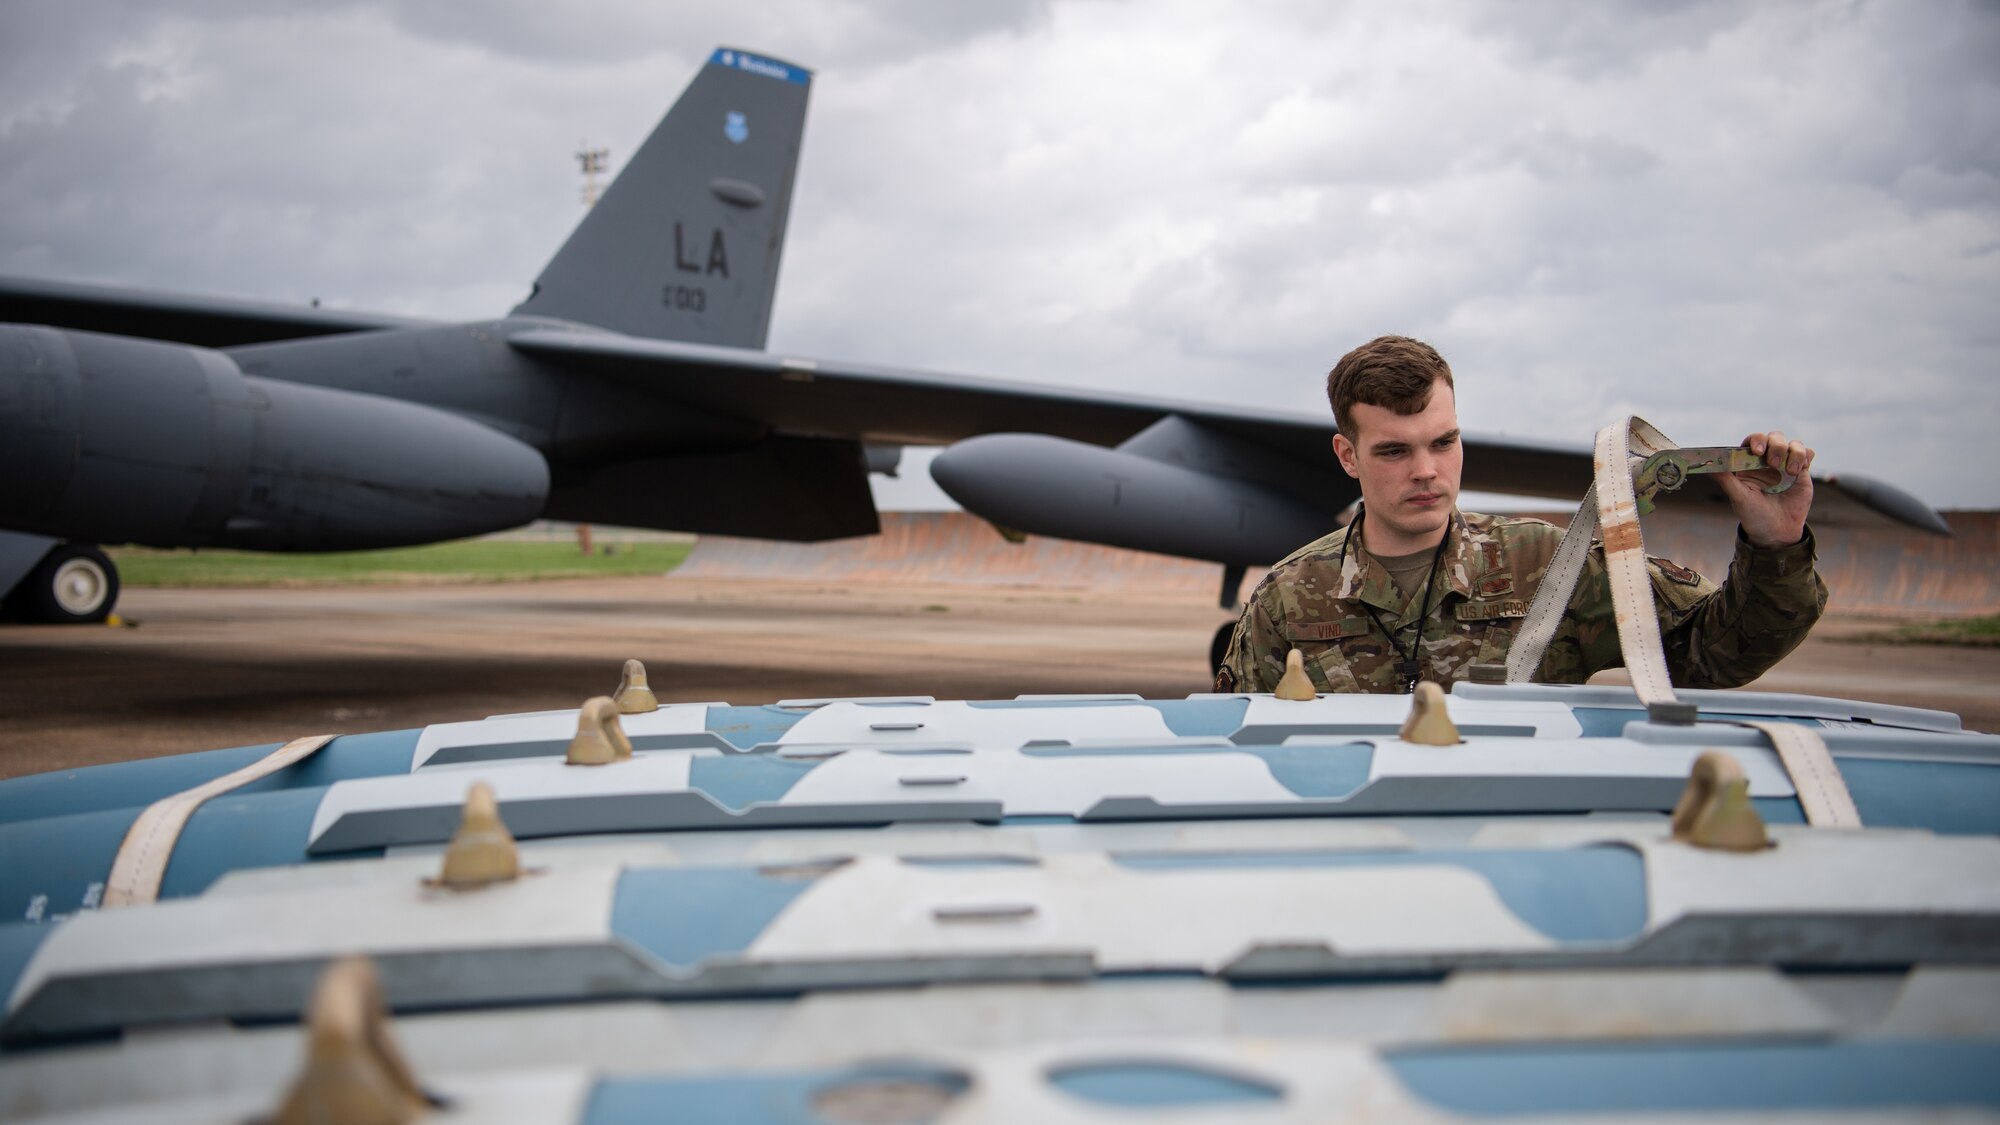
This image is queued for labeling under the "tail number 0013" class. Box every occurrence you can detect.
[662,285,707,312]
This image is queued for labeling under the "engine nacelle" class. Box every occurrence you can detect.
[930,432,1339,565]
[0,326,549,550]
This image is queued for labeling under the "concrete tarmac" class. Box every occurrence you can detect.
[3,574,1995,780]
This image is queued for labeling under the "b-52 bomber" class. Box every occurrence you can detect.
[0,46,1950,633]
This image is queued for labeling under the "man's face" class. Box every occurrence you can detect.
[1331,379,1462,552]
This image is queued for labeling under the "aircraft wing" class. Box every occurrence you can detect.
[508,326,1951,540]
[0,274,430,347]
[512,326,1330,453]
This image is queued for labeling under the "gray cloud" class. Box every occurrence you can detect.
[1463,0,1746,80]
[380,0,1053,69]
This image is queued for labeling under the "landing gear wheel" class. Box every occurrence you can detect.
[20,544,119,624]
[1209,621,1236,676]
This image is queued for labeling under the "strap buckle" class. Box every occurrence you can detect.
[1632,446,1795,516]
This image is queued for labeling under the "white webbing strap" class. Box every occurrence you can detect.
[1505,481,1594,685]
[1741,720,1862,828]
[1506,415,1676,705]
[1591,416,1680,706]
[103,733,340,909]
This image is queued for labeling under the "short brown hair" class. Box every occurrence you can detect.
[1325,335,1454,437]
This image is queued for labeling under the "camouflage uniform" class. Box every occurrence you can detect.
[1219,510,1827,694]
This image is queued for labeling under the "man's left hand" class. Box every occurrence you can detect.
[1716,430,1814,549]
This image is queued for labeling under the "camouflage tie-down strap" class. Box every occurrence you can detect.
[1503,416,1859,828]
[103,733,341,908]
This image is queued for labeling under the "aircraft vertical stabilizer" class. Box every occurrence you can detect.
[512,47,810,349]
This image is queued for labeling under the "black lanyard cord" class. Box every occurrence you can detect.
[1338,505,1452,693]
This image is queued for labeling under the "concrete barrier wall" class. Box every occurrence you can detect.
[675,509,1999,618]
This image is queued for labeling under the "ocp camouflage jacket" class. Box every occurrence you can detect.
[1218,510,1827,694]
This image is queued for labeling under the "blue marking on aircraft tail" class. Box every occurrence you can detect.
[1386,1039,2000,1114]
[708,48,812,85]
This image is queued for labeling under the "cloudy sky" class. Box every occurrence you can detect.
[3,0,1995,508]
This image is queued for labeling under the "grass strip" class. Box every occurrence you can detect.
[1844,615,2000,648]
[110,540,691,588]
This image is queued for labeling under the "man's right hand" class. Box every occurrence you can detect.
[1717,430,1815,549]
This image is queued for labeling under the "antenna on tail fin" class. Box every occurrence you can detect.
[512,47,810,350]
